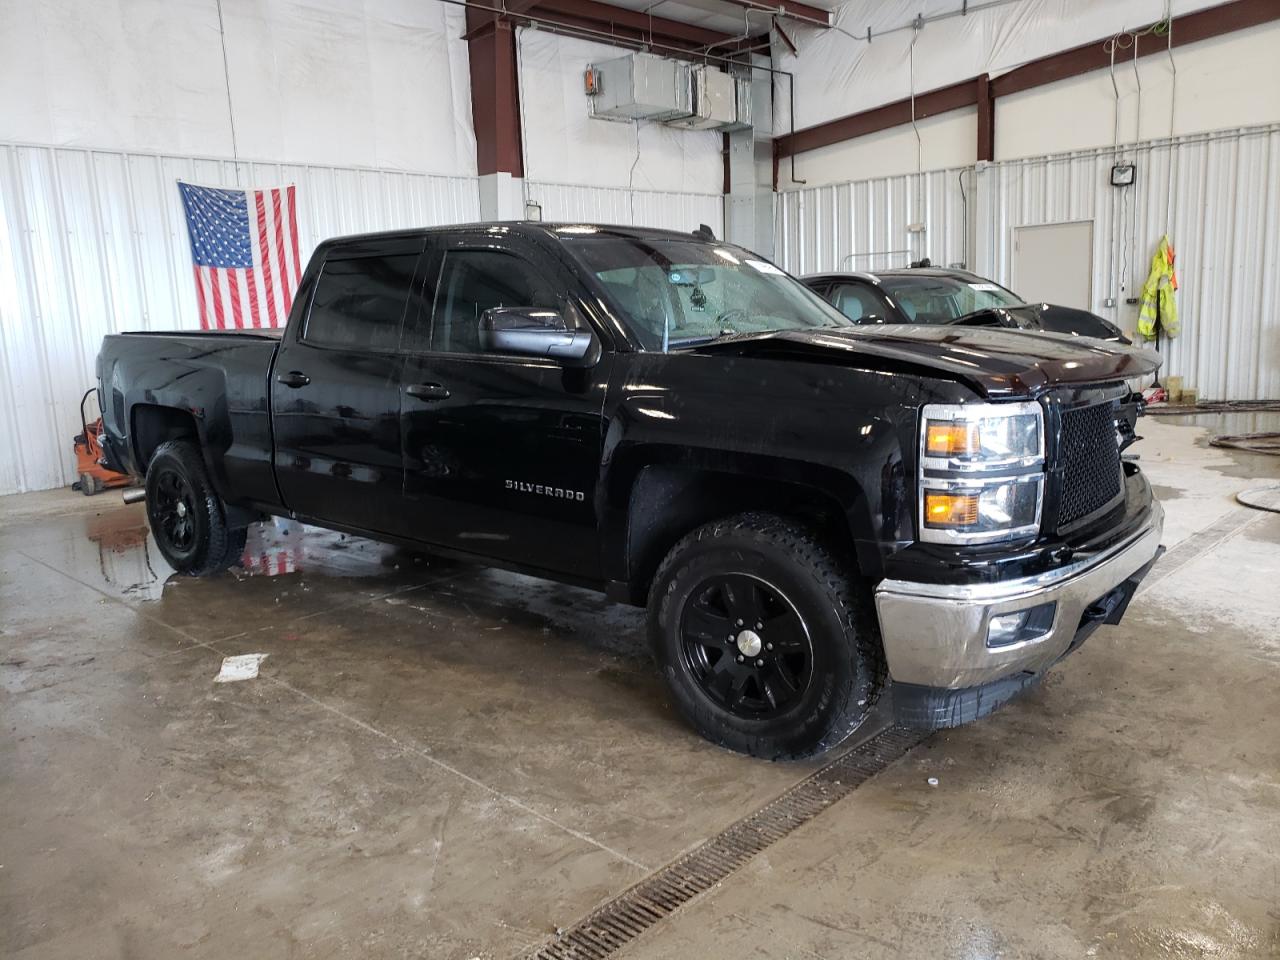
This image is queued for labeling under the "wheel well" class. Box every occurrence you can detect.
[623,465,860,605]
[131,405,199,473]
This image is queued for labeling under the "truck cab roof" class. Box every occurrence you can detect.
[318,221,720,253]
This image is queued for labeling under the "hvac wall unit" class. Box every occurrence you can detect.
[586,54,748,131]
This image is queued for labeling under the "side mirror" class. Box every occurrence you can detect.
[478,307,597,364]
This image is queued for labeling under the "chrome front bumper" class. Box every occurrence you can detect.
[874,500,1164,689]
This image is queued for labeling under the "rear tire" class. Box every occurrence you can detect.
[145,440,246,576]
[648,512,882,760]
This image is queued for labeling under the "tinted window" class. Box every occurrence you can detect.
[830,283,885,323]
[305,253,419,350]
[878,275,1023,324]
[429,249,558,355]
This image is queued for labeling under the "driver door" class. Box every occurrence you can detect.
[398,235,611,577]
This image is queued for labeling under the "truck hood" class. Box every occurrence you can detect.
[693,325,1161,398]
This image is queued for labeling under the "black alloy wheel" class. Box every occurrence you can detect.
[151,467,197,557]
[144,439,247,576]
[679,573,814,718]
[649,512,883,760]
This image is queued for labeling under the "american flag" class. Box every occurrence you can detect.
[177,182,302,329]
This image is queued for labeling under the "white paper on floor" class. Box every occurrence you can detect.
[214,654,268,683]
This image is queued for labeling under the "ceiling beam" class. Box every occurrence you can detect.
[776,0,1280,161]
[990,0,1280,97]
[713,0,831,29]
[497,0,738,48]
[775,78,979,158]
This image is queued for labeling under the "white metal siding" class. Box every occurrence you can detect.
[978,124,1280,403]
[775,124,1280,402]
[524,181,724,236]
[774,167,970,276]
[0,141,480,495]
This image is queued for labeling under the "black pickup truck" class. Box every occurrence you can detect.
[97,223,1165,759]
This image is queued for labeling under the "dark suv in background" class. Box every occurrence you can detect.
[804,267,1130,343]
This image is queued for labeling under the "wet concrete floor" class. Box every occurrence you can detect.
[2,416,1278,959]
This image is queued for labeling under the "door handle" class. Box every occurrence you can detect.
[276,371,310,388]
[405,382,450,401]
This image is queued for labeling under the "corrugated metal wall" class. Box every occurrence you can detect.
[774,167,970,276]
[976,124,1280,403]
[524,181,724,236]
[0,141,480,495]
[775,124,1280,402]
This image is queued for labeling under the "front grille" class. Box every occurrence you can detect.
[1057,401,1123,528]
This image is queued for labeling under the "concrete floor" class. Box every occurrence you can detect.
[2,416,1279,960]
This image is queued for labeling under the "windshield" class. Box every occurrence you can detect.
[877,275,1024,324]
[565,235,851,351]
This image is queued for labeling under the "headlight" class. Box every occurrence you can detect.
[919,402,1045,544]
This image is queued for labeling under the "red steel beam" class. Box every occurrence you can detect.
[777,0,1280,162]
[975,72,994,163]
[463,0,743,50]
[714,0,831,28]
[526,0,737,48]
[991,0,1280,97]
[775,78,979,158]
[466,7,525,177]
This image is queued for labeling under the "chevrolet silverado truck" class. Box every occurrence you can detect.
[96,223,1165,759]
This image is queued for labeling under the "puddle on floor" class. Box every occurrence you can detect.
[64,510,412,602]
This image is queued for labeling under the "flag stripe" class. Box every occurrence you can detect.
[228,266,245,329]
[288,185,302,281]
[209,267,226,330]
[245,266,261,329]
[271,189,291,315]
[192,264,209,329]
[254,190,280,328]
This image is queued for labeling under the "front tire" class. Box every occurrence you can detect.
[648,512,882,760]
[145,440,246,576]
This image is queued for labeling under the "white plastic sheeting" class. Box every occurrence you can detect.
[773,0,1225,136]
[0,0,476,174]
[516,29,723,193]
[775,124,1280,402]
[774,166,969,275]
[524,181,724,235]
[0,141,480,495]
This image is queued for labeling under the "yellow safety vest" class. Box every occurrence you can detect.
[1139,235,1179,339]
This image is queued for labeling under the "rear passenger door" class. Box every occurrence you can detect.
[271,237,427,533]
[398,234,610,577]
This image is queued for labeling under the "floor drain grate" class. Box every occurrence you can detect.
[526,724,925,960]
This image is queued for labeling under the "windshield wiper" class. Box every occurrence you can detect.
[945,308,1010,328]
[668,328,740,348]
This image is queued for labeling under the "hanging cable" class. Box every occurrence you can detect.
[908,17,924,262]
[514,29,533,214]
[1164,0,1178,236]
[627,119,642,224]
[214,0,239,167]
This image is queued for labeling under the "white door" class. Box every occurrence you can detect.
[1011,220,1093,309]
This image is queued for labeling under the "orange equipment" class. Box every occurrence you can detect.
[73,388,134,496]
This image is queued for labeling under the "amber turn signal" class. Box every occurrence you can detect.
[925,421,979,457]
[924,492,980,527]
